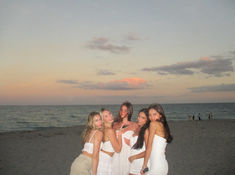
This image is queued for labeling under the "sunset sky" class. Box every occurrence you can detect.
[1,0,235,105]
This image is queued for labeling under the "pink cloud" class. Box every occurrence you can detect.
[58,77,148,90]
[115,77,147,86]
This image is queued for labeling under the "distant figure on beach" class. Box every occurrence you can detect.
[141,104,173,175]
[192,115,195,120]
[198,113,201,120]
[188,114,191,120]
[208,112,213,120]
[129,108,150,175]
[70,112,103,175]
[112,101,138,175]
[97,108,123,175]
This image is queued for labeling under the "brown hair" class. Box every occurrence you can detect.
[115,101,133,123]
[148,103,173,143]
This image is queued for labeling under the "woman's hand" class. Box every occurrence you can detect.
[128,155,135,163]
[124,138,130,146]
[140,166,148,175]
[115,129,122,138]
[140,168,145,175]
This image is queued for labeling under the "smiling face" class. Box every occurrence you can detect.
[120,105,128,119]
[149,108,162,122]
[137,112,148,127]
[93,114,102,129]
[102,110,114,124]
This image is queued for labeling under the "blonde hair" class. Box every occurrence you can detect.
[82,111,101,145]
[100,108,109,120]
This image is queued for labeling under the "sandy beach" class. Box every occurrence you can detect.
[0,119,234,175]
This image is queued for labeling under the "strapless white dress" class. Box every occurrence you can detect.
[112,130,134,175]
[147,135,168,175]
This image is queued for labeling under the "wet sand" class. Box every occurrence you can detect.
[0,119,234,175]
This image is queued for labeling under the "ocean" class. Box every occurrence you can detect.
[0,103,234,132]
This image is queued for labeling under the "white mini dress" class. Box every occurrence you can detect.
[147,135,168,175]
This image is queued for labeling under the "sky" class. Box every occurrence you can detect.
[1,0,235,105]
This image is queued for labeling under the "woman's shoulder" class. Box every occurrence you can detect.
[129,121,138,128]
[144,128,149,135]
[150,121,163,128]
[94,130,103,138]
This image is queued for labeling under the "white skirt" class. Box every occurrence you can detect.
[112,130,134,175]
[97,151,113,175]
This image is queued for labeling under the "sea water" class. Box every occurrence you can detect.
[0,103,234,132]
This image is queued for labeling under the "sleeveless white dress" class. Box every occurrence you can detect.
[129,135,146,175]
[97,141,115,175]
[112,130,134,175]
[147,135,168,175]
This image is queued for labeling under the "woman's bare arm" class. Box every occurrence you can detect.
[129,129,149,162]
[142,122,156,169]
[92,130,103,175]
[108,128,122,153]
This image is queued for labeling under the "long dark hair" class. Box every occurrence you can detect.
[133,108,150,149]
[148,104,173,143]
[115,101,133,123]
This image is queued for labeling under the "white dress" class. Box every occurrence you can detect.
[147,135,168,175]
[97,141,114,175]
[129,135,146,175]
[112,130,134,175]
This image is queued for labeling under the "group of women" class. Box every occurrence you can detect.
[70,101,173,175]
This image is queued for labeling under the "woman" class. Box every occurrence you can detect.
[97,108,123,175]
[112,101,138,175]
[70,112,103,175]
[129,108,150,175]
[141,104,173,175]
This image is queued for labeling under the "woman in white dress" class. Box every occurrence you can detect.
[70,112,103,175]
[141,104,173,175]
[97,108,123,175]
[129,108,150,175]
[112,101,138,175]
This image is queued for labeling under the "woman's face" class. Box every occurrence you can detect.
[93,114,102,129]
[120,105,128,118]
[149,108,161,122]
[102,110,114,124]
[137,112,147,127]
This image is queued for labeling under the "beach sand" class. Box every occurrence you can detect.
[0,119,234,175]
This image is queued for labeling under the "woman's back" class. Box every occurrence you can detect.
[151,134,167,157]
[147,135,168,175]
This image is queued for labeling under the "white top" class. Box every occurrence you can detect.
[102,141,115,152]
[151,134,167,156]
[130,135,146,155]
[82,130,97,154]
[129,135,148,175]
[112,130,134,175]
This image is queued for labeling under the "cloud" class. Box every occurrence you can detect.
[97,69,115,76]
[56,80,78,84]
[73,77,148,90]
[57,77,148,90]
[126,33,141,41]
[87,37,130,54]
[142,54,235,77]
[189,83,235,92]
